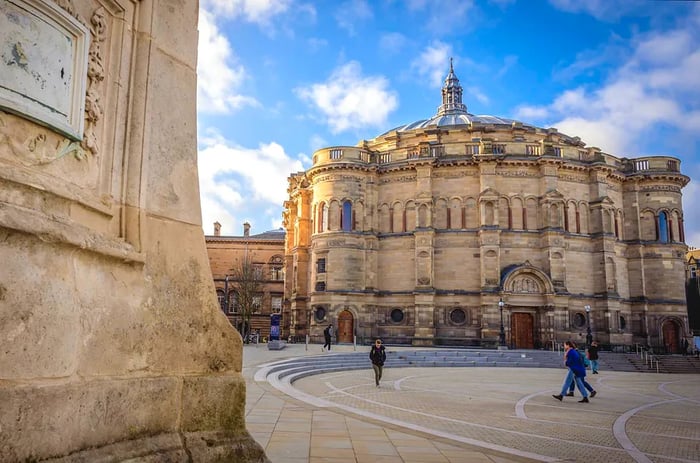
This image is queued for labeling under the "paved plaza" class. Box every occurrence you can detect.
[243,344,700,463]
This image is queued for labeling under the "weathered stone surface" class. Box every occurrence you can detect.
[0,0,266,461]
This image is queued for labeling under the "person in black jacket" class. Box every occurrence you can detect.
[322,324,333,352]
[588,341,600,374]
[369,339,386,387]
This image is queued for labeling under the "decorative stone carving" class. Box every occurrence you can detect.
[81,6,107,156]
[0,115,86,164]
[512,276,541,293]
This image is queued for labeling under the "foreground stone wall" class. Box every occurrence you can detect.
[0,0,266,461]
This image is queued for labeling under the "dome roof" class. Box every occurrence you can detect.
[380,59,537,136]
[389,113,537,132]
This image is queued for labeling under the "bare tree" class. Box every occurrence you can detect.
[228,256,264,341]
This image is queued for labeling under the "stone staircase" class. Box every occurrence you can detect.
[655,355,700,374]
[255,349,700,385]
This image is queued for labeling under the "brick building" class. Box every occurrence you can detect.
[205,222,285,340]
[283,62,690,350]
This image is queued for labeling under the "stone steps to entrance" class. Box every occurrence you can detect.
[255,348,697,387]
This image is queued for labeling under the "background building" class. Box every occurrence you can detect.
[283,63,690,350]
[687,247,700,341]
[206,222,285,340]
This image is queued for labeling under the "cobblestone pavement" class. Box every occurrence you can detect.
[243,343,700,463]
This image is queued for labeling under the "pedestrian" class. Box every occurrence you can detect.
[369,338,386,387]
[322,324,333,351]
[682,338,689,356]
[553,341,589,403]
[567,342,597,398]
[588,341,600,374]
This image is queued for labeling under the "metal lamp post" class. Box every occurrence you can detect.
[585,304,592,347]
[498,298,506,347]
[223,275,229,313]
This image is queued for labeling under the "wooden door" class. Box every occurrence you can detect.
[662,320,679,353]
[338,310,354,343]
[511,313,534,349]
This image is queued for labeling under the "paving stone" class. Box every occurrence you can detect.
[244,344,700,463]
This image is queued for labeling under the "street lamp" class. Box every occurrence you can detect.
[585,305,592,347]
[223,275,230,313]
[498,298,506,347]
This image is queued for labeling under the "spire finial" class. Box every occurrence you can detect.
[436,60,467,116]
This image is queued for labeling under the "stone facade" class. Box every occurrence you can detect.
[687,248,700,337]
[283,63,690,351]
[206,223,285,340]
[0,0,265,461]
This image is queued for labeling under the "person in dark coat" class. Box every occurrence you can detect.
[588,341,600,373]
[567,342,597,398]
[322,324,333,351]
[369,339,386,387]
[553,341,590,403]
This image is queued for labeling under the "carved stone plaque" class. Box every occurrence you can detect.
[0,0,89,140]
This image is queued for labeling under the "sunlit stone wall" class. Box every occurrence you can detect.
[0,0,266,461]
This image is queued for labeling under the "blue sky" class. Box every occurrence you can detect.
[196,0,700,247]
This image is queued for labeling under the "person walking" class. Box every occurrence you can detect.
[322,324,333,351]
[553,341,590,403]
[588,341,600,374]
[567,342,597,398]
[369,339,386,387]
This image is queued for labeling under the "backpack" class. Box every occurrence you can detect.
[324,326,330,336]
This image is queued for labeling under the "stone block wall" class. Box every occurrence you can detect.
[0,0,266,461]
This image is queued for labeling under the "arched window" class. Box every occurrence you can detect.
[484,201,495,226]
[341,200,353,231]
[658,211,669,243]
[317,202,327,233]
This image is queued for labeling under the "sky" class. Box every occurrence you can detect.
[196,0,700,247]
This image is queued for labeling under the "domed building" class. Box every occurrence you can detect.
[282,62,691,351]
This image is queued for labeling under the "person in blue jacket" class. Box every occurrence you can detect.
[552,340,590,403]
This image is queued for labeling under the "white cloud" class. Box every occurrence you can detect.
[466,86,489,107]
[197,10,260,114]
[548,0,637,21]
[198,136,304,236]
[405,0,476,34]
[379,32,407,54]
[514,105,550,120]
[513,23,700,156]
[309,134,328,153]
[514,19,700,247]
[201,0,292,25]
[411,42,452,88]
[496,55,518,79]
[334,0,373,35]
[295,61,399,133]
[307,37,328,52]
[682,180,700,248]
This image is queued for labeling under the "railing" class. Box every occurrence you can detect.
[621,156,682,174]
[312,147,373,165]
[636,344,660,373]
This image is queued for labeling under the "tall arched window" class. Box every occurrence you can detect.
[317,202,327,233]
[658,211,669,243]
[341,200,353,232]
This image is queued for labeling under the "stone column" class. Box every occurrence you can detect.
[0,0,266,460]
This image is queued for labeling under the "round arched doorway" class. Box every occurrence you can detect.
[337,310,354,343]
[662,320,680,353]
